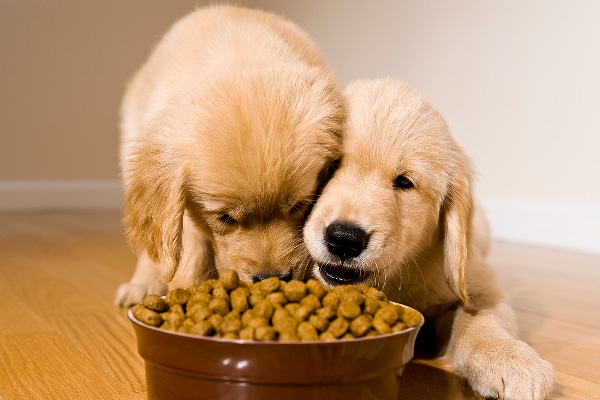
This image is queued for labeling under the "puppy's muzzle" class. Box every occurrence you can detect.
[318,222,370,284]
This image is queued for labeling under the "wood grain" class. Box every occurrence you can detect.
[0,211,598,400]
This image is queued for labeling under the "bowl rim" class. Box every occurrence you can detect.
[127,301,424,346]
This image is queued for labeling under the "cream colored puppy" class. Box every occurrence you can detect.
[303,79,554,400]
[115,5,344,306]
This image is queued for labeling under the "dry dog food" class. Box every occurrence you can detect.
[131,270,422,341]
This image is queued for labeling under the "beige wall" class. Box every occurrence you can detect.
[1,1,598,252]
[0,0,208,181]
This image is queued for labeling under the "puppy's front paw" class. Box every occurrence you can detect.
[458,339,554,400]
[114,282,167,307]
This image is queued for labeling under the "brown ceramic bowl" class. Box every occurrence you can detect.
[128,304,423,400]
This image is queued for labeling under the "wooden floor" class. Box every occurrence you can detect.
[0,211,598,400]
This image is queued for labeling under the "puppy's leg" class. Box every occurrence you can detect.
[447,301,554,400]
[114,251,167,307]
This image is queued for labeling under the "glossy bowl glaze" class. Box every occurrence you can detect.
[128,304,423,400]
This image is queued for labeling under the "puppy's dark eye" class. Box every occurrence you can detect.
[394,175,414,189]
[218,213,236,224]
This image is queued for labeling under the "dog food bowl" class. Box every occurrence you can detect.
[128,304,423,400]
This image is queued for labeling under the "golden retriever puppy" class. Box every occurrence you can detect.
[115,5,344,306]
[303,79,554,400]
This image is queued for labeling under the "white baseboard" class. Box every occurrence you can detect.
[1,181,598,255]
[481,197,600,255]
[0,180,122,211]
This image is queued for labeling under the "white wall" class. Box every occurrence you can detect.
[248,0,600,254]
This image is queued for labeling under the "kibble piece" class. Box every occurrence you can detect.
[220,269,240,291]
[265,291,287,307]
[401,307,422,327]
[391,321,408,333]
[253,299,275,320]
[375,305,399,325]
[189,291,212,306]
[273,315,298,333]
[350,314,373,337]
[230,287,249,313]
[282,280,307,302]
[279,330,300,341]
[131,304,163,327]
[246,317,269,329]
[297,321,319,341]
[187,303,212,322]
[284,302,301,316]
[209,297,230,316]
[166,288,190,306]
[372,317,391,335]
[194,279,218,294]
[328,317,350,338]
[254,326,276,341]
[259,277,281,294]
[338,290,365,307]
[208,314,223,332]
[316,305,337,321]
[319,331,337,341]
[249,293,264,307]
[321,292,340,308]
[300,294,321,310]
[362,286,387,301]
[239,327,255,340]
[272,308,291,325]
[293,304,315,322]
[211,285,229,301]
[306,279,328,300]
[142,294,167,312]
[363,297,382,315]
[190,320,214,336]
[219,312,242,334]
[337,301,361,320]
[177,318,196,333]
[341,332,356,340]
[308,314,329,332]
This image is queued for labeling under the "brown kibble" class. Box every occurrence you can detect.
[279,331,300,341]
[362,286,387,301]
[190,320,214,336]
[212,285,229,301]
[187,303,212,322]
[321,292,340,308]
[339,290,364,307]
[297,321,319,340]
[165,288,190,306]
[391,321,408,333]
[375,305,399,325]
[259,277,281,294]
[219,312,242,334]
[246,317,269,329]
[337,301,361,319]
[142,294,167,312]
[306,279,328,300]
[284,303,301,316]
[350,314,373,337]
[220,269,240,291]
[209,297,230,316]
[282,280,306,302]
[273,315,298,333]
[401,307,422,327]
[328,318,350,338]
[363,297,382,315]
[230,287,249,313]
[189,291,212,306]
[249,293,264,307]
[293,304,315,322]
[253,299,275,319]
[254,326,276,341]
[131,304,163,327]
[241,309,255,327]
[265,291,287,307]
[317,305,337,321]
[308,314,329,332]
[319,331,337,341]
[239,327,255,340]
[300,294,321,310]
[372,317,391,335]
[209,313,223,331]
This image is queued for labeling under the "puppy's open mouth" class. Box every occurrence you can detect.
[318,264,369,285]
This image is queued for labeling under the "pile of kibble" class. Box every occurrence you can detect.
[131,270,422,341]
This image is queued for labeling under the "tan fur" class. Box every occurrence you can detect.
[115,5,344,306]
[303,79,554,400]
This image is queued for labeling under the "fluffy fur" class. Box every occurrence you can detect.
[115,5,344,306]
[303,79,554,400]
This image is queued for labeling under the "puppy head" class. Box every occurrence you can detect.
[303,79,472,305]
[123,65,344,284]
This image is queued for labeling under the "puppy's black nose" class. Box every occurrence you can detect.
[325,222,369,262]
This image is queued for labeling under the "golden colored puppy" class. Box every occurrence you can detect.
[303,79,554,400]
[115,5,343,306]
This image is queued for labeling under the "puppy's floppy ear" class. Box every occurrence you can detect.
[122,135,185,284]
[441,160,473,306]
